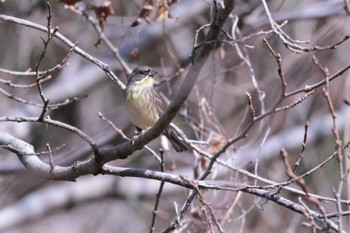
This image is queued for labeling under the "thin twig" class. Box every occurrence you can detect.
[0,67,48,76]
[232,16,266,112]
[245,92,256,119]
[294,121,309,171]
[263,38,286,96]
[98,112,161,163]
[0,116,100,158]
[274,91,315,112]
[35,1,56,121]
[149,149,165,233]
[344,0,350,15]
[261,0,350,53]
[77,6,132,75]
[286,63,350,97]
[180,175,224,233]
[323,79,344,231]
[0,14,125,90]
[46,143,55,172]
[298,198,323,232]
[312,55,330,77]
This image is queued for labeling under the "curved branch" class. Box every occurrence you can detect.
[0,131,344,232]
[0,14,125,90]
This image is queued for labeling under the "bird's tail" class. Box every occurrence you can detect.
[164,128,188,152]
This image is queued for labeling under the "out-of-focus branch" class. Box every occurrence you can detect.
[345,0,350,15]
[260,0,350,53]
[245,1,345,28]
[0,175,180,231]
[77,4,132,75]
[0,132,343,233]
[0,14,125,90]
[0,126,346,232]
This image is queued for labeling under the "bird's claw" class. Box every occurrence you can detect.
[130,129,147,145]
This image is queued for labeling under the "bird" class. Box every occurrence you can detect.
[123,65,188,152]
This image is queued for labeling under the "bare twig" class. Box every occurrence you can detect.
[149,149,165,233]
[245,92,256,119]
[280,148,308,195]
[298,198,323,232]
[286,63,350,97]
[240,20,288,41]
[232,16,266,113]
[0,41,76,93]
[274,91,315,112]
[0,75,52,88]
[344,0,350,15]
[0,14,125,90]
[0,67,48,76]
[46,143,54,172]
[98,112,161,163]
[261,0,350,53]
[35,1,56,121]
[180,175,224,233]
[294,121,309,171]
[323,79,344,231]
[263,38,286,96]
[312,55,330,77]
[280,149,330,230]
[77,5,132,75]
[0,116,100,159]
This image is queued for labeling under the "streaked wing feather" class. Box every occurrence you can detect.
[153,89,166,115]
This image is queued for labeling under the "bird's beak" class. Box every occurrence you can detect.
[149,70,158,76]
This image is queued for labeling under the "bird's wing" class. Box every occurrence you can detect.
[154,89,166,115]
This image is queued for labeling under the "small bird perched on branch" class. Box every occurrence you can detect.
[123,65,188,152]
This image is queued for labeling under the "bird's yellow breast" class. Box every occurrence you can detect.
[124,75,159,129]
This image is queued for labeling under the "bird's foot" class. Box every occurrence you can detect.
[130,129,149,145]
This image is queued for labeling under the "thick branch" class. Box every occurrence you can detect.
[103,0,236,159]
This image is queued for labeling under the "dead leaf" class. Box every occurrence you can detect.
[155,0,179,21]
[59,0,81,6]
[155,0,169,21]
[87,1,114,28]
[131,0,154,27]
[130,48,140,60]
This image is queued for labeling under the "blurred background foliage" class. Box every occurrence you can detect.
[1,0,350,232]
